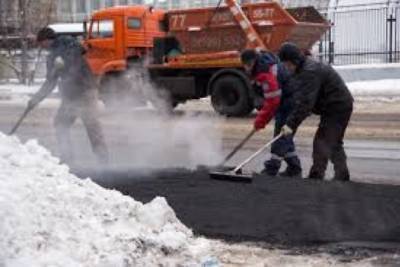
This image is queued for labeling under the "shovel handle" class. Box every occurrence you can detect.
[233,133,283,173]
[9,105,33,135]
[219,128,257,166]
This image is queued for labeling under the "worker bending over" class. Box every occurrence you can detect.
[279,42,353,181]
[29,27,109,165]
[241,49,302,177]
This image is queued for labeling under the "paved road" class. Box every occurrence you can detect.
[1,101,399,185]
[3,101,400,253]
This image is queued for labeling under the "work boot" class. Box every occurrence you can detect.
[307,171,324,180]
[261,159,281,176]
[332,170,350,182]
[279,167,302,178]
[280,156,302,178]
[260,168,278,176]
[307,164,326,180]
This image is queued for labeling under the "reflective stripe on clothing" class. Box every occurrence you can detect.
[271,153,283,161]
[264,89,282,99]
[262,82,269,91]
[270,64,278,76]
[285,151,298,158]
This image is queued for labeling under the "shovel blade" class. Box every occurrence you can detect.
[197,164,236,172]
[209,170,253,183]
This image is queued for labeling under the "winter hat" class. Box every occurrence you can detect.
[240,49,258,65]
[278,42,305,66]
[37,27,56,42]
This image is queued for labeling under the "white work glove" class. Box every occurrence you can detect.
[281,125,293,136]
[54,56,65,70]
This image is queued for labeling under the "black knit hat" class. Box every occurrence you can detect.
[240,49,258,65]
[278,42,305,66]
[36,27,56,42]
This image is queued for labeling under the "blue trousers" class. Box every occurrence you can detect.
[264,107,302,175]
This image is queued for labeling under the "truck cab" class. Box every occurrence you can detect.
[84,5,166,76]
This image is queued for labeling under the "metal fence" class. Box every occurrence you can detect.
[318,2,400,65]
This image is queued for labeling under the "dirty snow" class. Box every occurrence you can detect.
[347,79,400,97]
[335,63,400,70]
[0,132,212,267]
[1,78,400,105]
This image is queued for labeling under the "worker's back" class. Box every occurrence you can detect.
[48,35,95,100]
[294,58,354,115]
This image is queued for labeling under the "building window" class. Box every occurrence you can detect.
[60,1,72,12]
[76,0,86,13]
[127,18,141,29]
[91,0,100,10]
[105,0,114,7]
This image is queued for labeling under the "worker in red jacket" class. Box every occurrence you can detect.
[241,49,281,163]
[242,49,302,177]
[241,49,281,129]
[241,50,281,132]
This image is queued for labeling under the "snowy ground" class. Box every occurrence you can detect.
[0,133,214,266]
[0,77,400,104]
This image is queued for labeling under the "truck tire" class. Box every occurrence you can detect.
[211,75,253,117]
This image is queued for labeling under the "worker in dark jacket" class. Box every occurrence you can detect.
[28,27,108,165]
[241,49,302,177]
[278,42,354,181]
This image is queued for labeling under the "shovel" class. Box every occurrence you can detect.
[9,104,34,135]
[218,128,257,166]
[209,133,283,183]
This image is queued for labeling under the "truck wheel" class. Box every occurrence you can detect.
[211,75,253,117]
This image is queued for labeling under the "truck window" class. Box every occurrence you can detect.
[127,18,141,29]
[159,20,168,32]
[90,19,114,38]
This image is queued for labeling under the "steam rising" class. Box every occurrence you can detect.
[98,67,224,170]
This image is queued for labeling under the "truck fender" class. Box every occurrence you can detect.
[207,68,251,95]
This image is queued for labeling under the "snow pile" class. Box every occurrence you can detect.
[0,133,211,267]
[347,79,400,97]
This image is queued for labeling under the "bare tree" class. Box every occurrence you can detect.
[0,0,55,84]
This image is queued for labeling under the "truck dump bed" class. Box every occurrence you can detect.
[167,1,329,54]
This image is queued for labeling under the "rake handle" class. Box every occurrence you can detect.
[219,128,257,166]
[233,133,283,173]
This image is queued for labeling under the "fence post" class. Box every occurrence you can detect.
[328,21,334,64]
[387,13,396,63]
[318,40,323,62]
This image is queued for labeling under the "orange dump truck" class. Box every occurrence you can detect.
[84,2,329,116]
